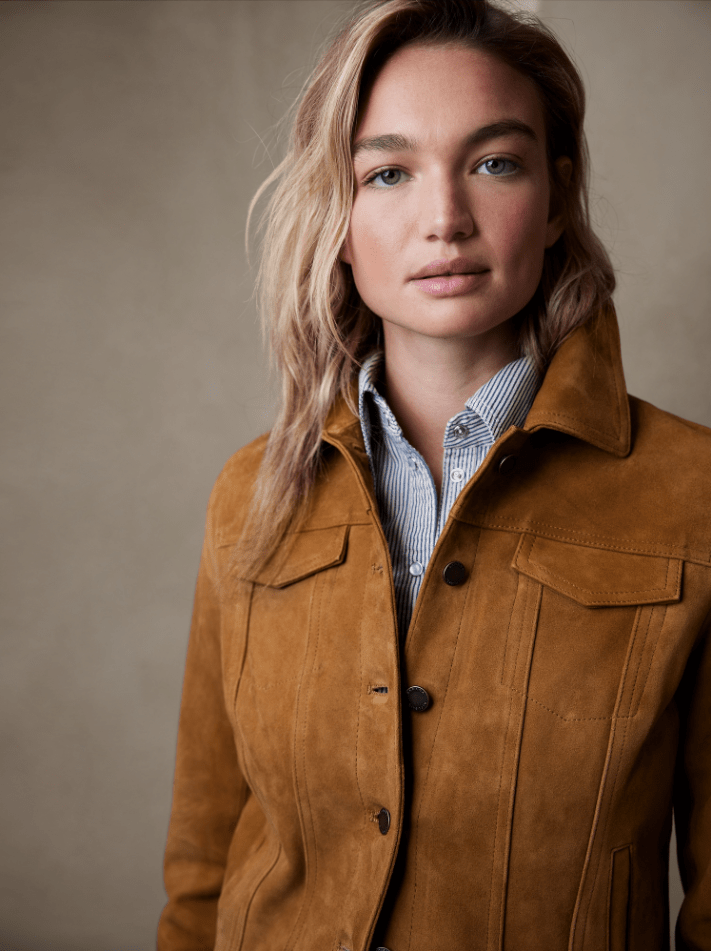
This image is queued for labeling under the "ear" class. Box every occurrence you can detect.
[545,156,573,249]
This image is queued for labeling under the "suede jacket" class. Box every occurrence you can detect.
[159,306,711,951]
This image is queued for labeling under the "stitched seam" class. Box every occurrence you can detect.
[534,592,671,605]
[568,719,618,951]
[490,580,542,949]
[354,567,371,821]
[526,554,670,598]
[271,548,343,585]
[487,681,514,948]
[512,688,623,722]
[607,845,633,951]
[511,576,533,686]
[301,571,333,923]
[620,606,651,719]
[284,572,326,951]
[629,604,667,717]
[269,529,346,585]
[232,582,254,711]
[469,520,710,563]
[581,715,631,949]
[228,526,348,584]
[235,842,282,950]
[500,572,525,686]
[215,522,360,549]
[574,591,636,949]
[529,410,620,439]
[252,676,300,691]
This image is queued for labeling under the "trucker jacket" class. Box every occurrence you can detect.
[159,305,711,951]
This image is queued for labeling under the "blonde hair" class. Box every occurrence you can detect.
[242,0,615,573]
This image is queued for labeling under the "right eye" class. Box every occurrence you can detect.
[364,167,409,188]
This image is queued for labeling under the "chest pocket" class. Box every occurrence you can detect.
[228,525,350,775]
[248,523,350,589]
[510,534,682,721]
[235,523,350,690]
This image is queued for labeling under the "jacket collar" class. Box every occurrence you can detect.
[523,303,631,456]
[323,303,631,458]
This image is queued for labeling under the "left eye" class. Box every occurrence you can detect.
[476,157,518,176]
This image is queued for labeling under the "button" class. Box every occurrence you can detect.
[498,454,518,475]
[406,685,431,711]
[452,423,469,439]
[409,561,423,577]
[378,807,391,834]
[443,561,468,586]
[375,947,392,951]
[450,467,465,483]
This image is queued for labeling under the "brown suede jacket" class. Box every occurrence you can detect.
[159,306,711,951]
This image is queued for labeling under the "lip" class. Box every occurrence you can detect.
[411,272,489,297]
[409,256,489,281]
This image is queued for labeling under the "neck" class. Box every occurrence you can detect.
[381,320,519,493]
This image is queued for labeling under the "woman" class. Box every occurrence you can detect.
[158,2,711,949]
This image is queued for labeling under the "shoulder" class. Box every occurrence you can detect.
[206,432,270,546]
[631,395,711,461]
[627,395,711,540]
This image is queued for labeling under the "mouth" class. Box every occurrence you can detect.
[410,257,489,281]
[409,260,490,298]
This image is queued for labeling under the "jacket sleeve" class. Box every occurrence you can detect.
[157,514,250,950]
[674,610,711,951]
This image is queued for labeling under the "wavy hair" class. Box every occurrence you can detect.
[241,0,615,573]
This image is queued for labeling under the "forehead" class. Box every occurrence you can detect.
[355,42,546,146]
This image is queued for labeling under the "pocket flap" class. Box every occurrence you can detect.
[513,534,682,606]
[248,524,349,588]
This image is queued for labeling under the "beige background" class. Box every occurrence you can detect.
[0,2,708,948]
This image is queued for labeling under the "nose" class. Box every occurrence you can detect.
[420,172,475,244]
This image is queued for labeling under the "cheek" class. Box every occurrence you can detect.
[490,191,551,267]
[347,202,403,292]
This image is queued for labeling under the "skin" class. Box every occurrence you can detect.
[341,43,570,491]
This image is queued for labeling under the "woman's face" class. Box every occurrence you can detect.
[342,43,565,348]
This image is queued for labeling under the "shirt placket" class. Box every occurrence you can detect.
[440,414,481,535]
[400,437,437,634]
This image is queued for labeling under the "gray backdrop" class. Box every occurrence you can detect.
[1,2,709,949]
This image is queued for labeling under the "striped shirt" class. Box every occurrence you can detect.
[358,351,541,638]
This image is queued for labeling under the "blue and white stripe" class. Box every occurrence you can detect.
[358,351,541,638]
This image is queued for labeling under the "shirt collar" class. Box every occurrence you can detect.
[357,349,541,459]
[325,304,632,461]
[464,354,541,442]
[358,350,395,459]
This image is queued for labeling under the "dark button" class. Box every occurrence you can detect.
[498,454,518,475]
[406,685,431,712]
[442,561,468,586]
[378,807,391,835]
[375,947,392,951]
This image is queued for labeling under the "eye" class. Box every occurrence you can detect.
[475,157,519,177]
[364,167,409,188]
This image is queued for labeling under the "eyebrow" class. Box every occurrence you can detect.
[352,119,538,158]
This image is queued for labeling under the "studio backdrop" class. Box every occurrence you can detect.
[1,2,709,949]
